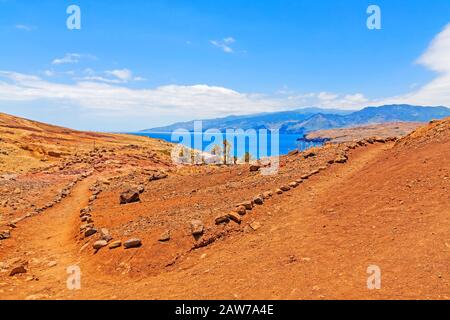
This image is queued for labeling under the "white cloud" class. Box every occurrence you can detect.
[77,69,146,83]
[51,53,96,65]
[1,23,450,127]
[0,70,373,126]
[376,23,450,107]
[211,37,236,53]
[105,69,133,82]
[52,53,82,65]
[15,24,33,31]
[43,70,55,77]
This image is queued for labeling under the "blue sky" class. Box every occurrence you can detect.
[0,0,450,131]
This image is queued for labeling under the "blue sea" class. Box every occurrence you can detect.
[129,132,322,159]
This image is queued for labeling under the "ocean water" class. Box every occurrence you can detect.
[129,132,322,159]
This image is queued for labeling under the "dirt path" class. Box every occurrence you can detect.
[65,143,394,299]
[2,141,448,299]
[0,178,94,299]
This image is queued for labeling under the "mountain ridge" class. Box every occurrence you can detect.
[142,104,450,135]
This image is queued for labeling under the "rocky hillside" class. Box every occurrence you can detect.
[304,122,423,143]
[0,112,174,173]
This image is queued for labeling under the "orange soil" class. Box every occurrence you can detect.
[0,114,449,300]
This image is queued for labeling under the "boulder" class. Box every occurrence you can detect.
[249,165,261,172]
[119,189,140,205]
[123,238,142,249]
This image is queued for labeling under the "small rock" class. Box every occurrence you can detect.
[237,201,253,210]
[262,191,273,199]
[0,230,11,240]
[275,189,283,195]
[215,215,230,225]
[253,195,264,205]
[288,182,298,188]
[47,261,57,268]
[109,240,122,249]
[93,240,108,250]
[227,212,242,224]
[280,185,291,192]
[100,228,113,242]
[335,156,347,164]
[84,228,97,237]
[7,222,17,229]
[119,189,140,205]
[249,222,261,231]
[303,152,316,159]
[301,174,310,180]
[149,172,168,181]
[159,230,170,242]
[249,165,261,172]
[191,220,204,236]
[234,206,247,215]
[123,238,142,249]
[9,260,28,276]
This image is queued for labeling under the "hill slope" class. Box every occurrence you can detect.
[0,115,449,299]
[0,112,173,173]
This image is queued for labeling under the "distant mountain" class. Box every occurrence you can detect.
[141,105,450,135]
